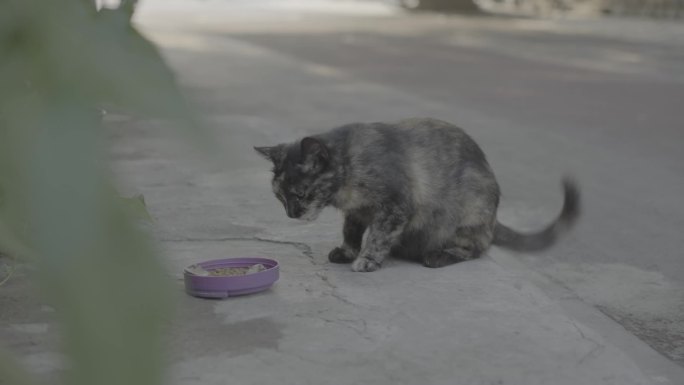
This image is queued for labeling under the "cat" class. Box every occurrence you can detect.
[255,118,580,272]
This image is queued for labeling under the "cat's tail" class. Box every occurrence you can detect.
[492,177,580,252]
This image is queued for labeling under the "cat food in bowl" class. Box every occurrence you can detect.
[184,257,279,299]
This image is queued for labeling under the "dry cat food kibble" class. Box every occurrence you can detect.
[209,267,250,276]
[186,263,267,277]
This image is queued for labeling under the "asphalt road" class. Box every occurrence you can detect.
[136,0,684,367]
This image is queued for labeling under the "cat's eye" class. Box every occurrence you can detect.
[293,190,306,200]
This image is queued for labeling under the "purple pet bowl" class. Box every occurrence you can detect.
[184,258,279,299]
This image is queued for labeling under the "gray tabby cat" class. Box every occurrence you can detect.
[255,118,579,272]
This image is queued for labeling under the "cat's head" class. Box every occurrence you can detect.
[255,137,338,221]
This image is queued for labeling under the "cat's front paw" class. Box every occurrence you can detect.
[328,247,356,264]
[351,257,381,272]
[422,253,450,268]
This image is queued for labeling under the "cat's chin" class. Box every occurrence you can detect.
[299,209,322,222]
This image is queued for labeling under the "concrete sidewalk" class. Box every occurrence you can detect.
[104,24,683,384]
[2,2,683,385]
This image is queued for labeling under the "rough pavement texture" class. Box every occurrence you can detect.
[105,115,673,385]
[2,1,684,385]
[137,0,684,368]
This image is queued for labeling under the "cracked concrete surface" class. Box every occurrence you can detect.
[3,1,684,384]
[103,12,683,379]
[164,238,653,385]
[99,112,679,384]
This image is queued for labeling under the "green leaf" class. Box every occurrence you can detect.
[119,194,153,223]
[0,1,186,385]
[0,346,40,385]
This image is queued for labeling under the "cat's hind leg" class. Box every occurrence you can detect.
[422,224,493,268]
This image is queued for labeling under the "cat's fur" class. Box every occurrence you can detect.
[255,118,579,272]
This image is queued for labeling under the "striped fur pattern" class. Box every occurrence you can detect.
[256,118,580,272]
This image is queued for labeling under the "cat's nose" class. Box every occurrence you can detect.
[285,200,303,218]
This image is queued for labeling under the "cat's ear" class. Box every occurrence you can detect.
[300,137,329,171]
[254,146,273,160]
[254,145,283,163]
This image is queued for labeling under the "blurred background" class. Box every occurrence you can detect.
[1,1,683,385]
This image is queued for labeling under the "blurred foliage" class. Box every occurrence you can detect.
[119,194,154,223]
[0,0,199,384]
[0,251,15,287]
